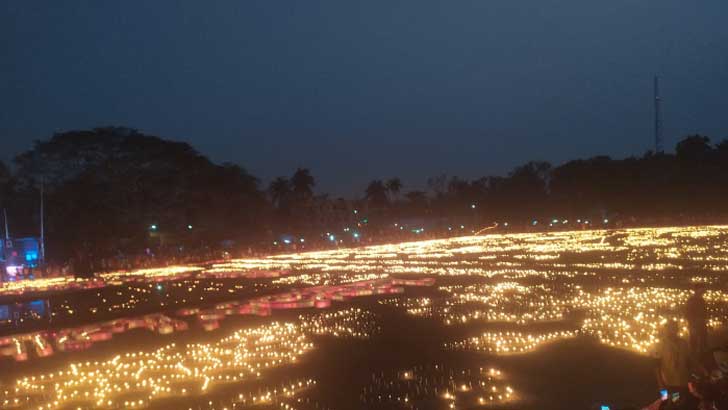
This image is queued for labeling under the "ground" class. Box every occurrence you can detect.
[2,225,728,410]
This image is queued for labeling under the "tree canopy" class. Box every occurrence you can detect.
[4,127,728,263]
[10,127,266,262]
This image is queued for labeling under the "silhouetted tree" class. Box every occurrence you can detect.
[268,177,291,209]
[386,178,403,200]
[676,135,712,162]
[12,127,267,262]
[365,180,389,208]
[427,174,448,198]
[291,168,315,200]
[0,160,9,197]
[404,191,429,216]
[500,161,551,219]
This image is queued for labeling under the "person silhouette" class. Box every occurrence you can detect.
[685,287,708,361]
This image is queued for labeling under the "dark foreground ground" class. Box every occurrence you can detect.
[1,292,658,410]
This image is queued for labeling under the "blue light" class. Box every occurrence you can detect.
[283,239,291,244]
[329,234,336,241]
[150,224,158,231]
[353,232,360,238]
[25,251,38,262]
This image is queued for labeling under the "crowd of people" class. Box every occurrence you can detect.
[642,287,728,410]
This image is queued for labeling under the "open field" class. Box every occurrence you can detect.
[2,225,728,410]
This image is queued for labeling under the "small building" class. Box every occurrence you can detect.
[1,237,41,277]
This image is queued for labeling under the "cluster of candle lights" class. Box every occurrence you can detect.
[447,330,578,354]
[0,313,188,361]
[2,224,728,409]
[300,308,379,338]
[1,321,314,410]
[362,364,516,409]
[0,306,384,410]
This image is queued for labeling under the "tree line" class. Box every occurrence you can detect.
[1,128,726,264]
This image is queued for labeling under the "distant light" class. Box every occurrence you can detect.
[156,284,164,291]
[344,227,350,232]
[353,232,360,238]
[187,224,193,230]
[470,204,476,209]
[150,224,158,231]
[562,220,568,224]
[504,222,508,226]
[273,241,278,245]
[577,219,581,223]
[532,220,538,225]
[460,225,465,229]
[283,239,291,244]
[394,223,398,227]
[552,219,558,224]
[400,226,404,230]
[603,219,609,224]
[448,226,452,231]
[328,234,336,241]
[353,209,358,214]
[300,238,305,243]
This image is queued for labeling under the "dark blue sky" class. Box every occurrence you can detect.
[2,1,727,196]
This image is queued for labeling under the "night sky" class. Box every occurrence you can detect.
[2,1,727,196]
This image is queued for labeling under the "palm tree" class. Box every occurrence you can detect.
[291,168,315,199]
[365,180,389,208]
[385,178,403,200]
[268,177,291,209]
